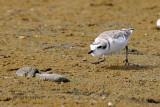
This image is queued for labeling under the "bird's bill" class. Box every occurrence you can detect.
[88,50,94,54]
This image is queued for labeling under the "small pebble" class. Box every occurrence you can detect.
[108,102,114,107]
[157,19,160,26]
[19,36,25,39]
[144,33,147,36]
[101,94,106,99]
[34,35,39,37]
[40,26,44,29]
[30,8,35,11]
[83,59,87,61]
[74,100,80,104]
[106,76,109,78]
[3,76,13,79]
[90,100,97,105]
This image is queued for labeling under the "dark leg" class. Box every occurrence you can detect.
[123,45,129,66]
[92,55,105,64]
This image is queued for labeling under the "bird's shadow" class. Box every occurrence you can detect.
[101,64,157,71]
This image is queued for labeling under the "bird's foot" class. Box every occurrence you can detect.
[123,59,129,66]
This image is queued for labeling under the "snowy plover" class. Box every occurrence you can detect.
[88,28,134,65]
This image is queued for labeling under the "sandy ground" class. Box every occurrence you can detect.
[0,0,160,106]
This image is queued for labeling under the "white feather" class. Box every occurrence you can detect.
[157,19,160,26]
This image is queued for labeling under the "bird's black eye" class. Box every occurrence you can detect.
[97,46,102,49]
[97,45,106,49]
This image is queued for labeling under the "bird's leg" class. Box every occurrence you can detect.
[123,45,129,66]
[92,55,105,64]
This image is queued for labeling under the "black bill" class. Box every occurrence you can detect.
[88,50,94,54]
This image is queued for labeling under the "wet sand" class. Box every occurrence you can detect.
[0,0,160,106]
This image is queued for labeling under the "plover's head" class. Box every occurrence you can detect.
[88,39,108,57]
[122,28,134,33]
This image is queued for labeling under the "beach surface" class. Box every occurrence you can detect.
[0,0,160,106]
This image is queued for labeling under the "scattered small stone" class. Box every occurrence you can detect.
[108,102,114,107]
[15,67,40,77]
[144,33,147,36]
[90,100,97,105]
[34,35,39,37]
[19,36,25,39]
[157,19,160,26]
[3,76,13,79]
[74,100,80,104]
[125,77,129,79]
[22,18,29,21]
[43,45,53,49]
[30,8,35,11]
[36,73,70,82]
[81,32,85,35]
[106,76,109,78]
[101,94,106,99]
[40,26,44,29]
[83,59,87,61]
[66,33,74,37]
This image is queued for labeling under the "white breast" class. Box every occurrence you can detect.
[107,36,128,54]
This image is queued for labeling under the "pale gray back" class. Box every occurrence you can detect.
[98,29,132,40]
